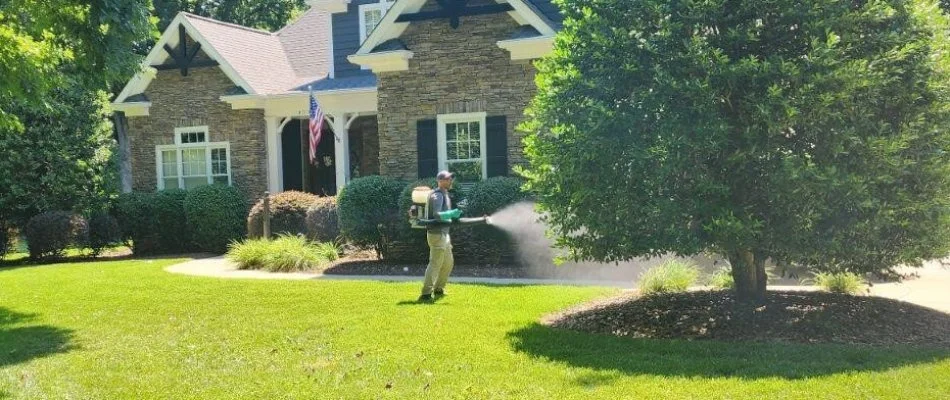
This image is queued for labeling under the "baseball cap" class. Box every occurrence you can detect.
[436,170,454,180]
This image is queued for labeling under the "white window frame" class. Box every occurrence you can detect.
[359,0,395,45]
[437,111,488,182]
[155,126,232,190]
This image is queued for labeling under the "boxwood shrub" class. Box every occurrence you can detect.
[24,211,89,260]
[154,189,192,252]
[113,192,160,254]
[337,175,406,253]
[185,185,247,253]
[88,211,121,256]
[305,196,340,243]
[464,177,528,216]
[247,191,319,239]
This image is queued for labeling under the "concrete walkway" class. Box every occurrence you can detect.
[165,256,950,313]
[164,256,632,287]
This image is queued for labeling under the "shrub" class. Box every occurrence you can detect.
[88,211,121,256]
[185,185,247,253]
[812,272,865,295]
[24,211,89,260]
[464,177,528,216]
[708,267,735,290]
[305,197,340,243]
[227,235,339,272]
[113,192,159,254]
[247,191,320,239]
[337,175,406,252]
[637,260,700,295]
[153,189,192,252]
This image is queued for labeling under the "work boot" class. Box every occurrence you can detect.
[433,290,445,297]
[418,294,434,302]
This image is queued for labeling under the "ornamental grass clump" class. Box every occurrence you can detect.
[812,272,865,295]
[227,235,339,272]
[637,260,700,295]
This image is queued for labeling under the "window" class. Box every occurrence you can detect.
[156,126,231,190]
[359,0,395,44]
[437,112,487,183]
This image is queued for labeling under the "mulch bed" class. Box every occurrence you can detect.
[543,290,950,347]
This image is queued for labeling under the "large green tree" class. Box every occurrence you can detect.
[152,0,307,32]
[0,79,117,226]
[522,0,950,302]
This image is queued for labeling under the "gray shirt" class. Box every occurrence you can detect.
[426,189,452,233]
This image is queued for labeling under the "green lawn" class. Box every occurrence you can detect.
[0,259,948,399]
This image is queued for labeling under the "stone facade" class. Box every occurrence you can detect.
[375,7,537,180]
[126,64,268,202]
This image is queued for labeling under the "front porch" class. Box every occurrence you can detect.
[222,80,378,195]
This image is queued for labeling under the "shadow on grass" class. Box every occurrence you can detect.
[0,308,74,367]
[0,252,211,272]
[507,323,950,380]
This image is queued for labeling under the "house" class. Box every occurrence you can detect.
[111,0,562,200]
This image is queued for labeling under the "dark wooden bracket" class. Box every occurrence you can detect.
[151,24,218,76]
[395,0,514,29]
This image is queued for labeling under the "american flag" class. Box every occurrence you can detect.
[308,87,325,165]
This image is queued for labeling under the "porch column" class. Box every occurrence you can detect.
[264,116,283,193]
[330,114,351,194]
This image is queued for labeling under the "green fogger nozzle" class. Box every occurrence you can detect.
[438,209,462,221]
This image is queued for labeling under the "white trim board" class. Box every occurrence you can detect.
[353,0,555,58]
[113,13,254,105]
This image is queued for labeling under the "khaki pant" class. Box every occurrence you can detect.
[421,231,454,295]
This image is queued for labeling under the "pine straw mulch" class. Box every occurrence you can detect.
[543,290,950,348]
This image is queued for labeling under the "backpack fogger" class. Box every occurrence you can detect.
[407,186,485,229]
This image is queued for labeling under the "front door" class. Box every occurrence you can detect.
[281,119,336,196]
[304,122,336,196]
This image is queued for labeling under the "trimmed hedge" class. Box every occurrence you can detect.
[24,211,89,260]
[185,185,247,253]
[113,190,193,255]
[88,211,121,256]
[154,189,191,252]
[337,175,406,252]
[247,191,319,239]
[113,192,159,254]
[465,177,528,216]
[305,197,340,243]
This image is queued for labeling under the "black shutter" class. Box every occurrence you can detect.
[485,116,508,177]
[417,119,438,178]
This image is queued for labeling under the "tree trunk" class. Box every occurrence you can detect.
[114,112,133,193]
[728,249,767,304]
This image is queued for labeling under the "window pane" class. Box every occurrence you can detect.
[164,178,180,189]
[457,122,468,139]
[183,177,208,189]
[446,123,457,141]
[471,140,481,158]
[161,150,178,177]
[447,160,483,183]
[211,148,228,175]
[212,175,229,185]
[182,148,206,176]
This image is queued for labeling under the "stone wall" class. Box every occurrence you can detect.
[375,7,537,180]
[126,66,268,202]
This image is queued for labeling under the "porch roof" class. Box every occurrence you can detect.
[294,74,378,93]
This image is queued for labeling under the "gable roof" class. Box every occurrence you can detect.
[115,10,332,103]
[355,0,558,57]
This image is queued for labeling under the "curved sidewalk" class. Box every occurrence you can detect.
[165,256,633,287]
[165,256,950,312]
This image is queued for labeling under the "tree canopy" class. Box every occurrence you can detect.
[522,0,950,302]
[152,0,307,32]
